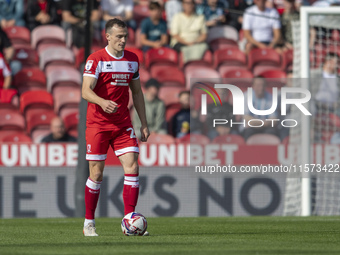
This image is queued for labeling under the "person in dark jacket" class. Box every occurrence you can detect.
[26,0,61,31]
[41,116,77,143]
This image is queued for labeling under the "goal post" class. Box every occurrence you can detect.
[284,7,340,216]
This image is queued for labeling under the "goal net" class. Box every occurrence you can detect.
[283,7,340,216]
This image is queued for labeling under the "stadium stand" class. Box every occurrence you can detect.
[39,47,75,70]
[179,50,213,70]
[53,87,81,116]
[207,26,239,51]
[185,66,221,89]
[176,134,210,144]
[13,67,46,94]
[213,48,247,72]
[212,134,246,145]
[147,133,176,144]
[165,103,182,122]
[247,48,282,76]
[150,66,185,88]
[25,109,57,142]
[20,90,54,115]
[46,66,81,94]
[145,47,178,69]
[13,47,39,67]
[246,134,281,145]
[0,109,25,131]
[1,131,32,143]
[159,86,185,106]
[31,25,66,53]
[3,26,31,46]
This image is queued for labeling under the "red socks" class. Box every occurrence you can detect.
[123,174,139,215]
[84,174,139,219]
[85,178,102,220]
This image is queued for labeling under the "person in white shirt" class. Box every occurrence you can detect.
[242,0,281,54]
[315,53,339,109]
[101,0,135,29]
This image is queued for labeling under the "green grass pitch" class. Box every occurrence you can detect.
[1,217,340,255]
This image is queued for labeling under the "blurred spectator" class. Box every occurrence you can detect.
[62,0,101,48]
[281,0,299,51]
[101,0,136,30]
[314,53,339,110]
[170,0,208,63]
[140,2,168,52]
[172,90,191,138]
[0,27,21,75]
[0,52,11,89]
[206,88,235,140]
[26,0,61,31]
[41,116,77,143]
[242,0,281,54]
[243,77,279,140]
[165,0,182,29]
[196,0,227,28]
[227,0,253,31]
[0,0,25,28]
[132,78,167,138]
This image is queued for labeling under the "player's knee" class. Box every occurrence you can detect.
[125,162,139,175]
[89,161,105,181]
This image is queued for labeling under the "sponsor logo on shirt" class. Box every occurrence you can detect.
[127,62,134,72]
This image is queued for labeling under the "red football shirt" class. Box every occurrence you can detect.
[83,47,139,129]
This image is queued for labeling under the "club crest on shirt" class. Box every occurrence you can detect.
[87,144,91,153]
[85,60,94,71]
[127,62,134,72]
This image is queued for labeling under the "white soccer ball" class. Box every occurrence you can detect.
[121,212,147,236]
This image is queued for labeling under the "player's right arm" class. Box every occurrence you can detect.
[82,76,118,114]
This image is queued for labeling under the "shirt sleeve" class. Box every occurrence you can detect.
[242,8,252,30]
[170,13,180,36]
[125,0,133,12]
[2,59,11,77]
[83,55,100,79]
[161,19,168,34]
[272,9,281,29]
[140,18,148,35]
[132,55,140,80]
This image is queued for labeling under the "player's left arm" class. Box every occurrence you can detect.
[129,78,150,142]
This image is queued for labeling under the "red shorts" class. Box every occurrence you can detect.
[85,125,139,161]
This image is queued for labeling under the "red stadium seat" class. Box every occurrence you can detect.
[281,49,293,71]
[0,89,18,104]
[221,69,254,79]
[53,87,81,115]
[176,134,210,144]
[159,86,184,106]
[25,109,56,134]
[150,66,185,87]
[63,112,79,131]
[2,132,32,143]
[0,109,25,131]
[248,48,281,76]
[259,70,287,79]
[165,103,182,122]
[185,66,221,89]
[179,50,213,69]
[147,133,176,144]
[213,48,247,69]
[145,47,178,69]
[246,134,281,145]
[39,47,75,70]
[74,46,101,69]
[125,47,144,66]
[207,26,239,51]
[46,66,81,93]
[13,48,39,67]
[133,5,150,26]
[31,25,66,50]
[13,67,46,94]
[139,67,150,87]
[20,90,53,115]
[3,26,30,46]
[212,134,245,145]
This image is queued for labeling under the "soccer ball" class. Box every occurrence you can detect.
[121,212,147,236]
